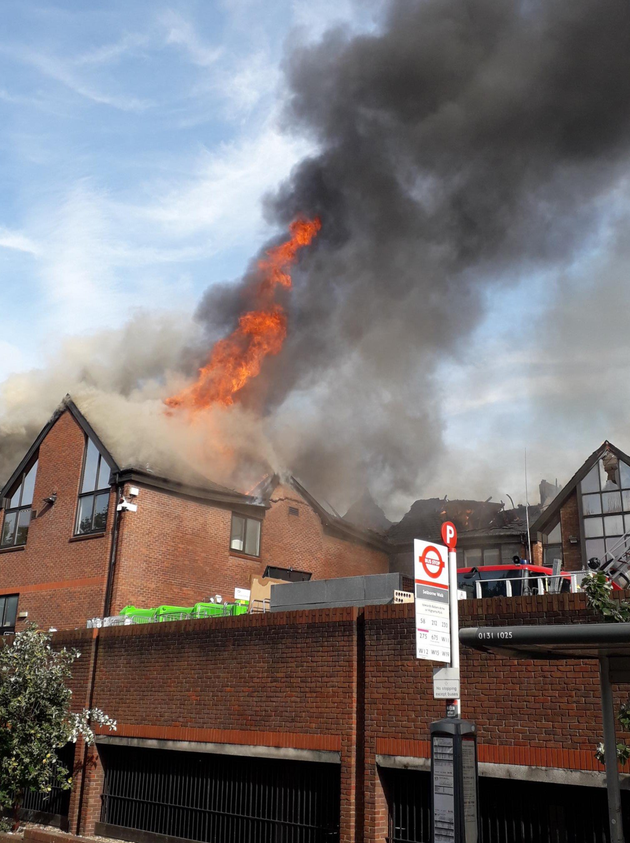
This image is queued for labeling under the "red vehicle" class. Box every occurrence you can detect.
[456,563,574,599]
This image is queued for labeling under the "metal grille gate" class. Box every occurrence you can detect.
[99,744,340,843]
[20,743,74,826]
[384,767,630,843]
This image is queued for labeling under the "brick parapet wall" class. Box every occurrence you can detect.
[44,593,630,842]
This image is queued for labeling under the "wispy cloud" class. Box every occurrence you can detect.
[160,11,223,68]
[134,118,313,244]
[75,32,150,66]
[0,227,39,255]
[0,44,152,111]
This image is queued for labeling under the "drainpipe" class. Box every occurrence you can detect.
[599,656,625,843]
[103,475,123,618]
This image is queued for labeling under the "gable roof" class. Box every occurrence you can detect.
[253,473,391,551]
[530,440,630,535]
[1,395,258,509]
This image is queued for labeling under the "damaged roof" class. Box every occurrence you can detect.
[1,396,259,509]
[386,497,539,546]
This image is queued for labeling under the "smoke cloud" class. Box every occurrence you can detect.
[2,0,630,516]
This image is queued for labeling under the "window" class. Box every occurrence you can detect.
[580,453,630,564]
[230,514,261,557]
[0,594,18,633]
[263,565,311,582]
[1,460,38,547]
[76,438,111,535]
[542,519,563,567]
[458,547,502,566]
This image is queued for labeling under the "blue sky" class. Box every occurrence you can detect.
[0,0,375,372]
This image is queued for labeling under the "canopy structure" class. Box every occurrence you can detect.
[460,622,630,843]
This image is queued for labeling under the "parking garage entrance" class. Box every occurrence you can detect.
[96,743,340,843]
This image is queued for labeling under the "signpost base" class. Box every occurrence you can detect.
[430,718,479,843]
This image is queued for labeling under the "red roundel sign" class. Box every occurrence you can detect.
[419,545,445,580]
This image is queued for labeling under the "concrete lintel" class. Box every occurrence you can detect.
[376,754,430,772]
[96,735,341,765]
[376,754,630,790]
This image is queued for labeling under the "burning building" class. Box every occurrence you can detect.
[0,396,389,633]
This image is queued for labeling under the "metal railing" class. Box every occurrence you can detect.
[459,572,585,600]
[87,603,263,629]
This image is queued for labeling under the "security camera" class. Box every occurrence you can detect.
[587,557,601,571]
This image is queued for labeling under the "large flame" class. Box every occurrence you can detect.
[165,217,321,412]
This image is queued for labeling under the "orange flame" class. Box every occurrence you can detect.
[166,217,321,412]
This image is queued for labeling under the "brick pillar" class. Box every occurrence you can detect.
[338,608,360,843]
[560,491,583,571]
[67,739,84,833]
[76,746,105,836]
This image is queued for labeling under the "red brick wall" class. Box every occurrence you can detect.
[0,411,114,630]
[263,483,388,580]
[110,484,265,613]
[89,609,360,842]
[560,491,583,571]
[323,534,389,579]
[53,592,630,843]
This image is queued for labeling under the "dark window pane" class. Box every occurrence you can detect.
[621,461,630,490]
[586,538,606,563]
[244,519,261,556]
[93,493,109,532]
[465,548,482,567]
[76,496,95,535]
[604,515,624,537]
[544,545,563,567]
[581,465,600,494]
[15,509,31,546]
[547,522,562,543]
[582,494,602,516]
[21,461,37,507]
[9,485,21,509]
[1,512,17,547]
[456,549,464,567]
[3,595,17,628]
[584,517,603,538]
[97,457,110,491]
[81,439,100,494]
[479,580,508,598]
[602,492,622,514]
[483,548,500,565]
[230,515,245,551]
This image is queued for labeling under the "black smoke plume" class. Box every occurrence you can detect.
[194,0,630,507]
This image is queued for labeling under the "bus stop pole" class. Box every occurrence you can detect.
[448,548,461,718]
[599,655,625,843]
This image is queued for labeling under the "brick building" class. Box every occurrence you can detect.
[27,592,630,843]
[0,396,389,633]
[531,440,630,572]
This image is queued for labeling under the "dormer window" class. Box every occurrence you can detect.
[76,438,111,535]
[1,459,38,547]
